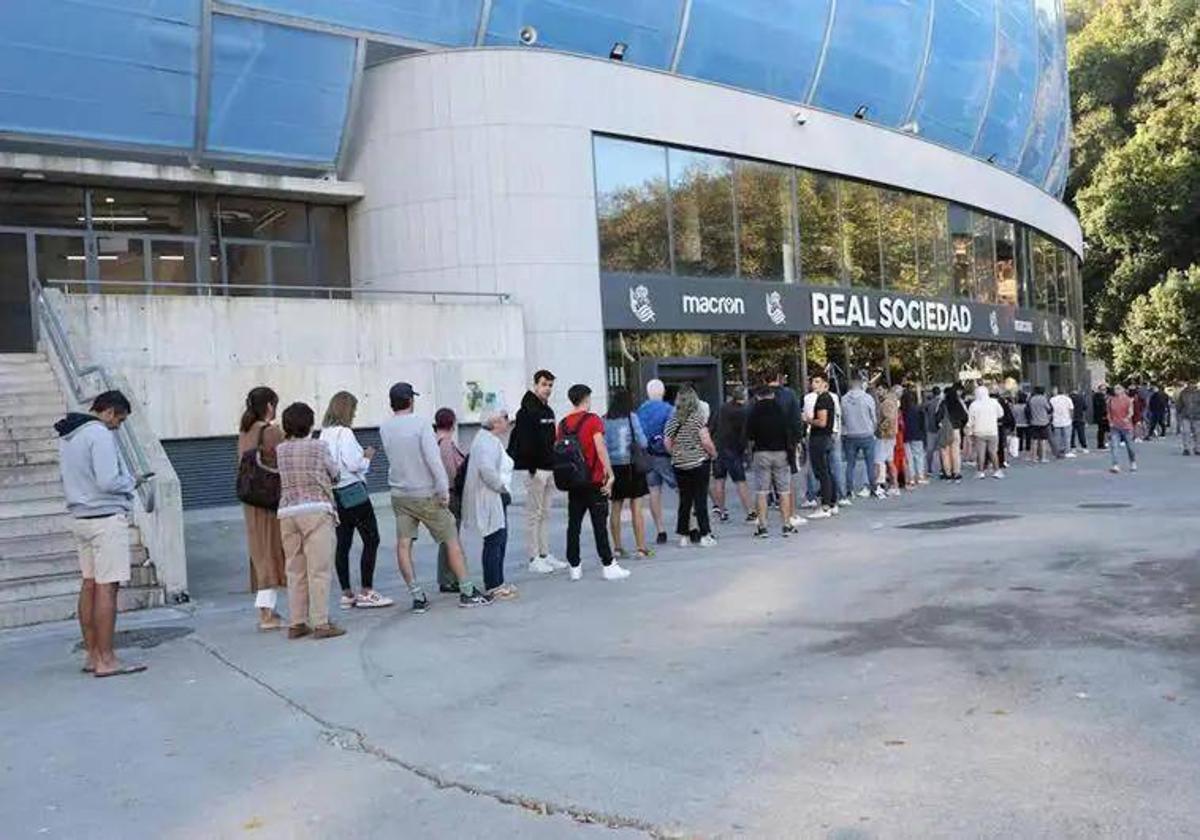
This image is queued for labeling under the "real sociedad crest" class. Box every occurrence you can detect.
[765,291,786,325]
[629,285,655,324]
[1043,319,1052,342]
[989,310,1000,336]
[1061,319,1076,348]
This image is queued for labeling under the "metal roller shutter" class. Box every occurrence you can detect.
[164,428,392,510]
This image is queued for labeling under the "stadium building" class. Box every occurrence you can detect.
[0,1,1081,617]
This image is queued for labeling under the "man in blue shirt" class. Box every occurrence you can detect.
[636,379,675,545]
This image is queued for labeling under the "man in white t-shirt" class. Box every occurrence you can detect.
[1049,387,1075,458]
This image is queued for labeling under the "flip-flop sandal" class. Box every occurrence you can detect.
[81,664,95,673]
[94,663,147,678]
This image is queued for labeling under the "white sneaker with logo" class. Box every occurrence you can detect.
[993,470,1005,479]
[602,562,631,580]
[542,554,569,570]
[699,535,718,548]
[569,565,583,581]
[528,557,556,574]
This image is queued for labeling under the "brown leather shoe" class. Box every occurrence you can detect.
[312,623,346,640]
[287,624,311,640]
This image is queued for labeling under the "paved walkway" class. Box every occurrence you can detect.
[3,437,1199,838]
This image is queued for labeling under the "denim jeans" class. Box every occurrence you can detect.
[842,435,874,496]
[905,440,926,484]
[481,524,507,591]
[1182,418,1200,453]
[1052,426,1070,457]
[1110,428,1136,466]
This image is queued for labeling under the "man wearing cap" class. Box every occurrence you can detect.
[379,382,491,610]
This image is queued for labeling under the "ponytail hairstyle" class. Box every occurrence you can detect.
[240,386,279,433]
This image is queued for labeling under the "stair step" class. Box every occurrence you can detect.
[0,512,72,539]
[0,353,48,365]
[0,401,67,417]
[0,438,58,455]
[0,552,77,581]
[0,526,141,559]
[0,448,59,468]
[0,463,61,487]
[0,383,60,397]
[0,376,57,390]
[0,498,66,520]
[0,585,164,629]
[0,571,80,603]
[0,481,63,503]
[1,428,58,445]
[0,414,62,432]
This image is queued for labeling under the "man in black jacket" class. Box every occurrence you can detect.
[507,369,566,574]
[1070,389,1090,454]
[1092,385,1110,450]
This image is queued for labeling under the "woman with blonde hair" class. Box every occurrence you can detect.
[238,386,285,630]
[664,384,718,548]
[464,404,518,599]
[321,391,392,609]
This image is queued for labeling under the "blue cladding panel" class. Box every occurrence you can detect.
[225,0,483,45]
[485,0,684,69]
[910,0,995,151]
[677,0,831,102]
[810,0,932,127]
[973,0,1038,168]
[0,0,198,147]
[1016,0,1063,182]
[207,15,355,162]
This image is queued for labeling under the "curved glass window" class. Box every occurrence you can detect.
[881,190,919,294]
[1017,0,1066,183]
[994,220,1018,306]
[677,0,830,102]
[973,0,1038,168]
[796,172,841,286]
[208,16,356,162]
[230,0,483,45]
[914,196,951,298]
[811,0,932,127]
[838,181,882,288]
[486,0,684,69]
[593,136,671,273]
[734,161,796,282]
[972,211,997,304]
[910,0,996,152]
[669,149,735,277]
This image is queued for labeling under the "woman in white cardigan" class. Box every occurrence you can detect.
[464,406,517,599]
[320,391,393,610]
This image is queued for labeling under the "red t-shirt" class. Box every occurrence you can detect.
[1108,394,1134,431]
[559,411,606,486]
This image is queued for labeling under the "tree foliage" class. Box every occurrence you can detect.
[1111,265,1200,381]
[1067,0,1200,374]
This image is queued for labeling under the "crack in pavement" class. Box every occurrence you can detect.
[189,636,684,839]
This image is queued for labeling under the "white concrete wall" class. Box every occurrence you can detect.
[344,48,1085,413]
[58,294,527,439]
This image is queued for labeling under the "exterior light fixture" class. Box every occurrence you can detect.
[609,42,627,61]
[793,110,808,126]
[986,153,997,163]
[900,120,920,134]
[518,25,538,45]
[20,172,45,180]
[853,105,869,119]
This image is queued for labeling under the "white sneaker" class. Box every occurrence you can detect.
[978,472,987,480]
[799,498,819,509]
[699,535,718,548]
[528,557,556,574]
[542,554,569,570]
[808,508,833,520]
[874,487,887,500]
[887,487,901,497]
[1082,448,1090,454]
[993,470,1005,479]
[829,505,840,516]
[679,536,691,548]
[1131,462,1138,472]
[1110,465,1121,474]
[1065,451,1078,459]
[569,565,583,581]
[839,497,854,507]
[857,487,871,498]
[788,513,805,528]
[601,562,631,580]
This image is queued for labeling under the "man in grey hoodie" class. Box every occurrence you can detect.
[839,378,877,499]
[55,390,145,678]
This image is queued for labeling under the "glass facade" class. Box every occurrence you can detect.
[594,135,1082,326]
[0,181,349,295]
[0,0,1069,193]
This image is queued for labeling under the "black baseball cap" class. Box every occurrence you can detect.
[389,382,419,402]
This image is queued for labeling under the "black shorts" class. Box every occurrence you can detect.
[1030,425,1049,441]
[711,449,747,483]
[611,464,648,500]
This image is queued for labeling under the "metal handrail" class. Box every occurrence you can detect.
[44,278,511,303]
[32,278,157,513]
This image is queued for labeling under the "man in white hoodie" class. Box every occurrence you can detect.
[967,385,1005,479]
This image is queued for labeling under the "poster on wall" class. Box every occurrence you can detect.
[460,368,506,424]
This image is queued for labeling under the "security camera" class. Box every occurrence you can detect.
[793,110,808,126]
[519,25,538,46]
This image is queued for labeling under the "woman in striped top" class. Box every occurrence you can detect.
[664,385,718,548]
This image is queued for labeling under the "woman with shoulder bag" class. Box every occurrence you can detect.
[238,386,286,630]
[603,387,651,559]
[320,391,392,610]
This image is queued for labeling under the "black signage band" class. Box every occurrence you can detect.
[602,272,1079,350]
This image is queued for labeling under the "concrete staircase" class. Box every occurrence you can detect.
[0,353,163,628]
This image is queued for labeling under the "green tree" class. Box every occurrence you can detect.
[1066,0,1200,361]
[1111,265,1200,381]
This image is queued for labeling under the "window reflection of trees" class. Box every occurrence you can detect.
[840,180,883,288]
[735,161,795,282]
[669,149,736,277]
[796,172,841,285]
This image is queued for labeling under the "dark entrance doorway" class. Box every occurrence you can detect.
[0,232,35,352]
[640,356,723,408]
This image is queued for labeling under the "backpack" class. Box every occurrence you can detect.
[452,453,469,499]
[553,414,595,491]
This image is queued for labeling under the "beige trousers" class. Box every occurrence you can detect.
[280,511,335,629]
[524,469,555,558]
